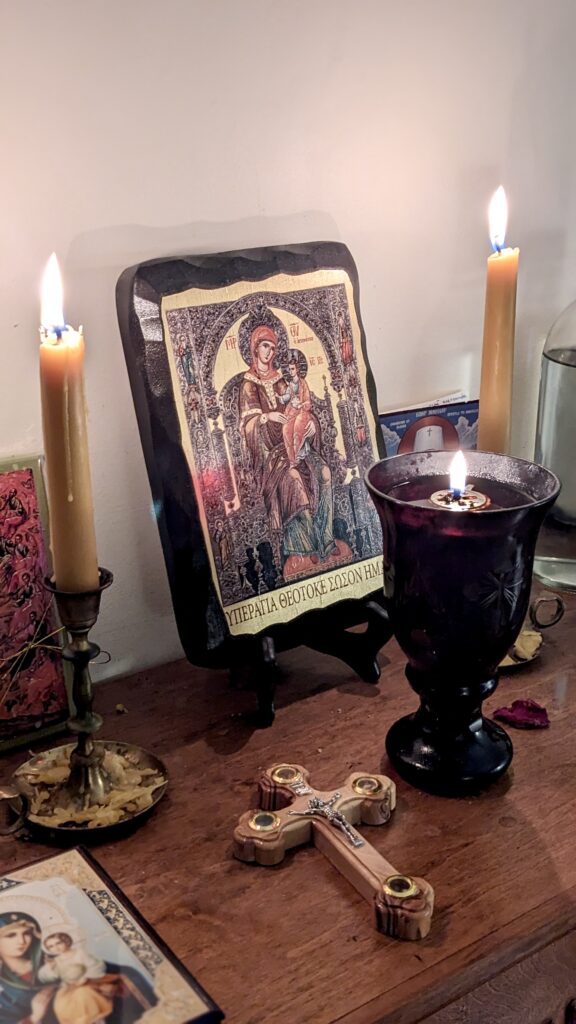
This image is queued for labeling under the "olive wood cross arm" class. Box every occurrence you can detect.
[233,763,434,941]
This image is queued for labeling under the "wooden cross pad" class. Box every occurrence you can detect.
[233,763,434,941]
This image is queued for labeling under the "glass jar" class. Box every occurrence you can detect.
[533,300,576,591]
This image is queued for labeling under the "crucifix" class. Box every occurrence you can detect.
[233,763,434,941]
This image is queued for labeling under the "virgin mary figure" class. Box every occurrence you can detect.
[0,910,155,1024]
[238,322,350,579]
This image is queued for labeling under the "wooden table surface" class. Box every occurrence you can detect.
[1,591,575,1024]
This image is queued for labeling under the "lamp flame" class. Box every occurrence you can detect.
[450,450,467,496]
[489,186,508,252]
[41,253,65,332]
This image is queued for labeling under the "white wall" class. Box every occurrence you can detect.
[2,0,576,678]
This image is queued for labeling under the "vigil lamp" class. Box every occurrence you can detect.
[366,450,559,796]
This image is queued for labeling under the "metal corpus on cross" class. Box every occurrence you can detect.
[233,763,434,941]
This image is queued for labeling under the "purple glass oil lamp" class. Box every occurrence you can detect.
[366,450,560,796]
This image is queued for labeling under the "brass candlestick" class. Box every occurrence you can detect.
[7,568,168,839]
[44,567,114,809]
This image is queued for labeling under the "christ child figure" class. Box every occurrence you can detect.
[39,931,113,1024]
[280,350,313,468]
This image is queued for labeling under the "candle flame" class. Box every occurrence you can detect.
[449,450,467,495]
[489,186,508,252]
[40,253,65,332]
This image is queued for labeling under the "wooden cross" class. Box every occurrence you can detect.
[233,763,434,941]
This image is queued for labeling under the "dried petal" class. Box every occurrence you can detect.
[493,698,550,729]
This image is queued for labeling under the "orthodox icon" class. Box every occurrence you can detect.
[379,400,479,457]
[0,458,69,750]
[118,243,385,661]
[162,264,383,636]
[0,848,223,1023]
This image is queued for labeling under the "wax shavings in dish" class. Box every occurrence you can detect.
[499,628,543,670]
[14,742,167,829]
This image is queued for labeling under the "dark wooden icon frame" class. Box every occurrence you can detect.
[0,846,224,1022]
[116,242,391,723]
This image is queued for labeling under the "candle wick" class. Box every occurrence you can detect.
[40,325,66,342]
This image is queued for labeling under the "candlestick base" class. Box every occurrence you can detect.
[53,740,109,812]
[11,568,167,838]
[12,740,167,840]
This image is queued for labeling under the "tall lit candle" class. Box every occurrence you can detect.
[477,186,519,454]
[39,254,100,592]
